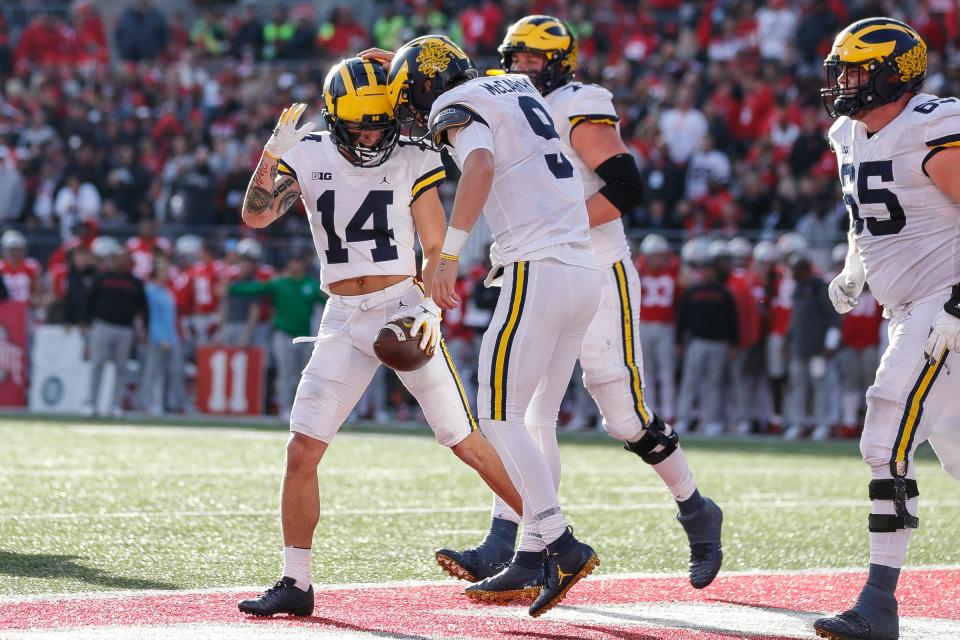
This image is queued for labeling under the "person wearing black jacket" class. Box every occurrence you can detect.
[84,249,148,417]
[675,256,739,436]
[64,247,98,326]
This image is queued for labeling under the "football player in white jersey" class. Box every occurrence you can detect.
[236,57,521,618]
[432,15,723,595]
[815,19,960,640]
[384,35,603,617]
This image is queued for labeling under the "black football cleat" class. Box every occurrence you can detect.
[814,584,899,640]
[436,518,517,582]
[528,529,599,618]
[238,577,314,617]
[463,551,545,605]
[677,497,723,589]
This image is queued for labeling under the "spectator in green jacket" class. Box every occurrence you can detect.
[229,254,325,420]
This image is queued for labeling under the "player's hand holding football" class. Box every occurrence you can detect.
[392,298,441,353]
[263,103,315,159]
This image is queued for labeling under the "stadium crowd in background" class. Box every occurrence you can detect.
[0,0,956,437]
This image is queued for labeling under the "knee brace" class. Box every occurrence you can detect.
[868,476,920,532]
[624,413,678,464]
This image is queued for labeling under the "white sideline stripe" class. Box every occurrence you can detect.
[3,565,958,604]
[4,498,960,521]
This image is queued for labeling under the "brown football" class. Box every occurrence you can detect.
[373,317,434,372]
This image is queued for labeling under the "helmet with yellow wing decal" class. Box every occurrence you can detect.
[821,18,927,118]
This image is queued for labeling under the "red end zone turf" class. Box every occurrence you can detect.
[2,569,959,639]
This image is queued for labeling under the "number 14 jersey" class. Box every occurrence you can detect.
[828,92,960,309]
[279,131,445,292]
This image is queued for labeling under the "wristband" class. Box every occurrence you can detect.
[441,227,470,258]
[945,283,960,320]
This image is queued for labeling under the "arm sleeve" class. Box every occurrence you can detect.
[448,121,495,165]
[567,85,620,131]
[922,101,960,176]
[410,149,447,203]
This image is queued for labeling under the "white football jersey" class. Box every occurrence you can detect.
[546,81,631,267]
[279,132,445,292]
[430,74,594,268]
[828,93,960,309]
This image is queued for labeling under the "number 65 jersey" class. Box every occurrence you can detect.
[278,131,445,292]
[828,92,960,310]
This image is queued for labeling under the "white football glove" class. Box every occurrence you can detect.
[484,241,504,288]
[828,263,866,314]
[828,246,866,314]
[264,103,315,159]
[924,309,960,362]
[392,298,441,353]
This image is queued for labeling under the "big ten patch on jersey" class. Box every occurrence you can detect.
[277,132,445,291]
[828,93,960,309]
[429,75,592,266]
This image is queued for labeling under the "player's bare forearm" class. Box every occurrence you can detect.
[241,154,301,228]
[585,192,622,227]
[412,189,446,297]
[449,149,494,233]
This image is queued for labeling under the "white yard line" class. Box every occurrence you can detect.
[2,564,958,604]
[3,498,960,521]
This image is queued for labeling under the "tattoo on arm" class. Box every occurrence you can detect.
[270,164,278,181]
[246,186,272,213]
[279,191,300,215]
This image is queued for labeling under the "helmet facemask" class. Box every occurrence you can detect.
[821,59,911,118]
[500,47,570,94]
[325,112,400,168]
[322,57,401,167]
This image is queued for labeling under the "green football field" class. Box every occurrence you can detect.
[1,418,958,597]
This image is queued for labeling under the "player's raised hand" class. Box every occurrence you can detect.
[358,48,395,68]
[264,103,315,159]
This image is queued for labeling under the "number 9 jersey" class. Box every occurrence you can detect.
[429,73,594,268]
[278,131,446,292]
[828,92,960,310]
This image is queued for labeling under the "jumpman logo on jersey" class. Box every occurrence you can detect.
[380,175,390,185]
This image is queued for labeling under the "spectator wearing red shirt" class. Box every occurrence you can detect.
[0,230,41,306]
[835,286,883,437]
[723,239,764,435]
[317,6,367,57]
[72,1,109,65]
[636,234,680,421]
[126,218,171,282]
[459,0,502,56]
